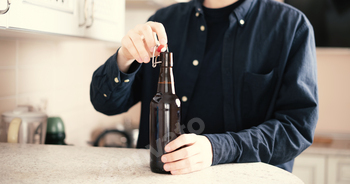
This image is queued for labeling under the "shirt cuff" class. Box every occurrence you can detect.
[203,133,238,166]
[110,48,142,88]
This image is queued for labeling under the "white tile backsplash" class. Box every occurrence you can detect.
[18,40,55,66]
[0,69,16,97]
[18,66,54,94]
[0,97,16,114]
[0,39,16,67]
[0,34,139,147]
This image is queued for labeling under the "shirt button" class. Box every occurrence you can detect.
[240,19,245,25]
[124,79,130,83]
[200,25,205,31]
[114,77,119,83]
[195,12,200,17]
[103,94,107,97]
[192,60,199,66]
[182,96,188,102]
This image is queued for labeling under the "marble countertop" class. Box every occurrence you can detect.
[0,143,303,184]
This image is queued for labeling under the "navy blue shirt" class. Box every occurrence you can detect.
[183,2,242,134]
[90,0,318,172]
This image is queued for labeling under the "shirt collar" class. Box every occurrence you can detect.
[193,0,256,27]
[193,0,204,14]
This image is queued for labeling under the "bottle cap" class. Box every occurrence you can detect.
[160,52,173,67]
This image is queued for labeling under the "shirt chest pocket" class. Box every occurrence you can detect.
[241,69,277,127]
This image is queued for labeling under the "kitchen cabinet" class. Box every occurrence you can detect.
[293,154,326,184]
[8,0,83,36]
[0,0,9,28]
[0,0,124,43]
[292,139,350,184]
[327,156,350,184]
[0,12,7,28]
[81,0,125,43]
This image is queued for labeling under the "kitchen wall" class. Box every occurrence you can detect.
[316,48,350,136]
[0,33,141,147]
[0,2,157,147]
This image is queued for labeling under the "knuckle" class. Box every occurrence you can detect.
[155,22,164,29]
[182,148,189,157]
[190,133,197,141]
[185,159,191,167]
[139,49,148,55]
[142,24,151,31]
[122,39,131,48]
[181,135,188,142]
[127,29,134,36]
[187,164,193,172]
[135,24,143,30]
[165,153,173,161]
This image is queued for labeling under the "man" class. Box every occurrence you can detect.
[90,0,318,175]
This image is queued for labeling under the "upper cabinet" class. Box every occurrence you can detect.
[8,0,83,36]
[81,0,125,43]
[0,0,125,43]
[0,0,10,28]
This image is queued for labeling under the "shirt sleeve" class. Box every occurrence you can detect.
[90,14,159,116]
[90,48,143,115]
[204,18,318,166]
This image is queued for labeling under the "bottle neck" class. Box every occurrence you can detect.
[157,66,175,94]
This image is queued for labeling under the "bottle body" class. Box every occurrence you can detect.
[149,52,181,174]
[150,93,181,173]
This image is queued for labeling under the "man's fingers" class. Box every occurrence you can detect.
[128,31,150,63]
[162,143,199,163]
[171,162,204,175]
[121,36,140,63]
[165,134,197,153]
[163,153,202,172]
[146,21,168,45]
[137,24,156,53]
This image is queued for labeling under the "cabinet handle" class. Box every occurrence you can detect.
[86,0,94,28]
[79,0,88,27]
[0,0,11,15]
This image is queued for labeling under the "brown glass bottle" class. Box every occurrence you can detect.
[149,52,181,174]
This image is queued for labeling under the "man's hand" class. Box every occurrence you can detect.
[117,21,167,73]
[161,134,213,175]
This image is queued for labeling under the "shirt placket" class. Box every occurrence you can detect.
[179,7,207,124]
[221,11,246,132]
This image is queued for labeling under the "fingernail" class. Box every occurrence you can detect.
[161,156,167,163]
[160,38,166,45]
[165,146,170,152]
[164,164,169,171]
[138,57,143,62]
[150,46,155,52]
[171,170,177,175]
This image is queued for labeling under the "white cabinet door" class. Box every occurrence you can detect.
[82,0,125,43]
[328,156,350,184]
[8,0,83,36]
[293,154,326,184]
[0,0,9,28]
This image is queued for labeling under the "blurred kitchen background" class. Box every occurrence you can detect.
[0,0,349,183]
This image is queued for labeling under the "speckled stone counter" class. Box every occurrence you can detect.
[0,143,303,184]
